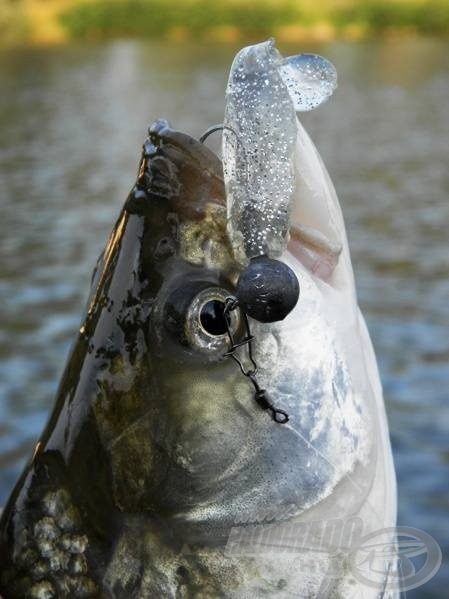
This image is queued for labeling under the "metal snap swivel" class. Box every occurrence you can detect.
[223,296,290,425]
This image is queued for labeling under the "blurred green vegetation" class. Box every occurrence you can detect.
[335,0,449,34]
[1,0,449,45]
[60,0,297,38]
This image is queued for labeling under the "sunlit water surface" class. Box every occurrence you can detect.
[0,38,448,597]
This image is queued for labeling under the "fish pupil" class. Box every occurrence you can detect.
[199,300,228,336]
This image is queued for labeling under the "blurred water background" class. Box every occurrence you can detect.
[0,38,448,596]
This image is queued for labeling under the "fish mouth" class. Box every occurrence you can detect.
[144,119,225,214]
[136,119,349,293]
[287,118,350,291]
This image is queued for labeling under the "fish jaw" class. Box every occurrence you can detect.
[250,118,396,533]
[247,117,397,535]
[169,119,397,543]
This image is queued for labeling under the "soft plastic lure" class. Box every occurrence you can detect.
[223,39,337,265]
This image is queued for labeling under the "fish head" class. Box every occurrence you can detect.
[68,117,384,545]
[74,120,271,525]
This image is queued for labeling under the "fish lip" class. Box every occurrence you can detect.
[147,118,224,185]
[127,119,226,224]
[148,117,172,140]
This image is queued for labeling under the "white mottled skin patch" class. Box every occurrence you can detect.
[3,488,98,598]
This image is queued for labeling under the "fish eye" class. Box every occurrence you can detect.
[162,283,241,358]
[199,300,228,336]
[185,287,240,355]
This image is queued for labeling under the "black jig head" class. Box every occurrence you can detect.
[235,256,299,323]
